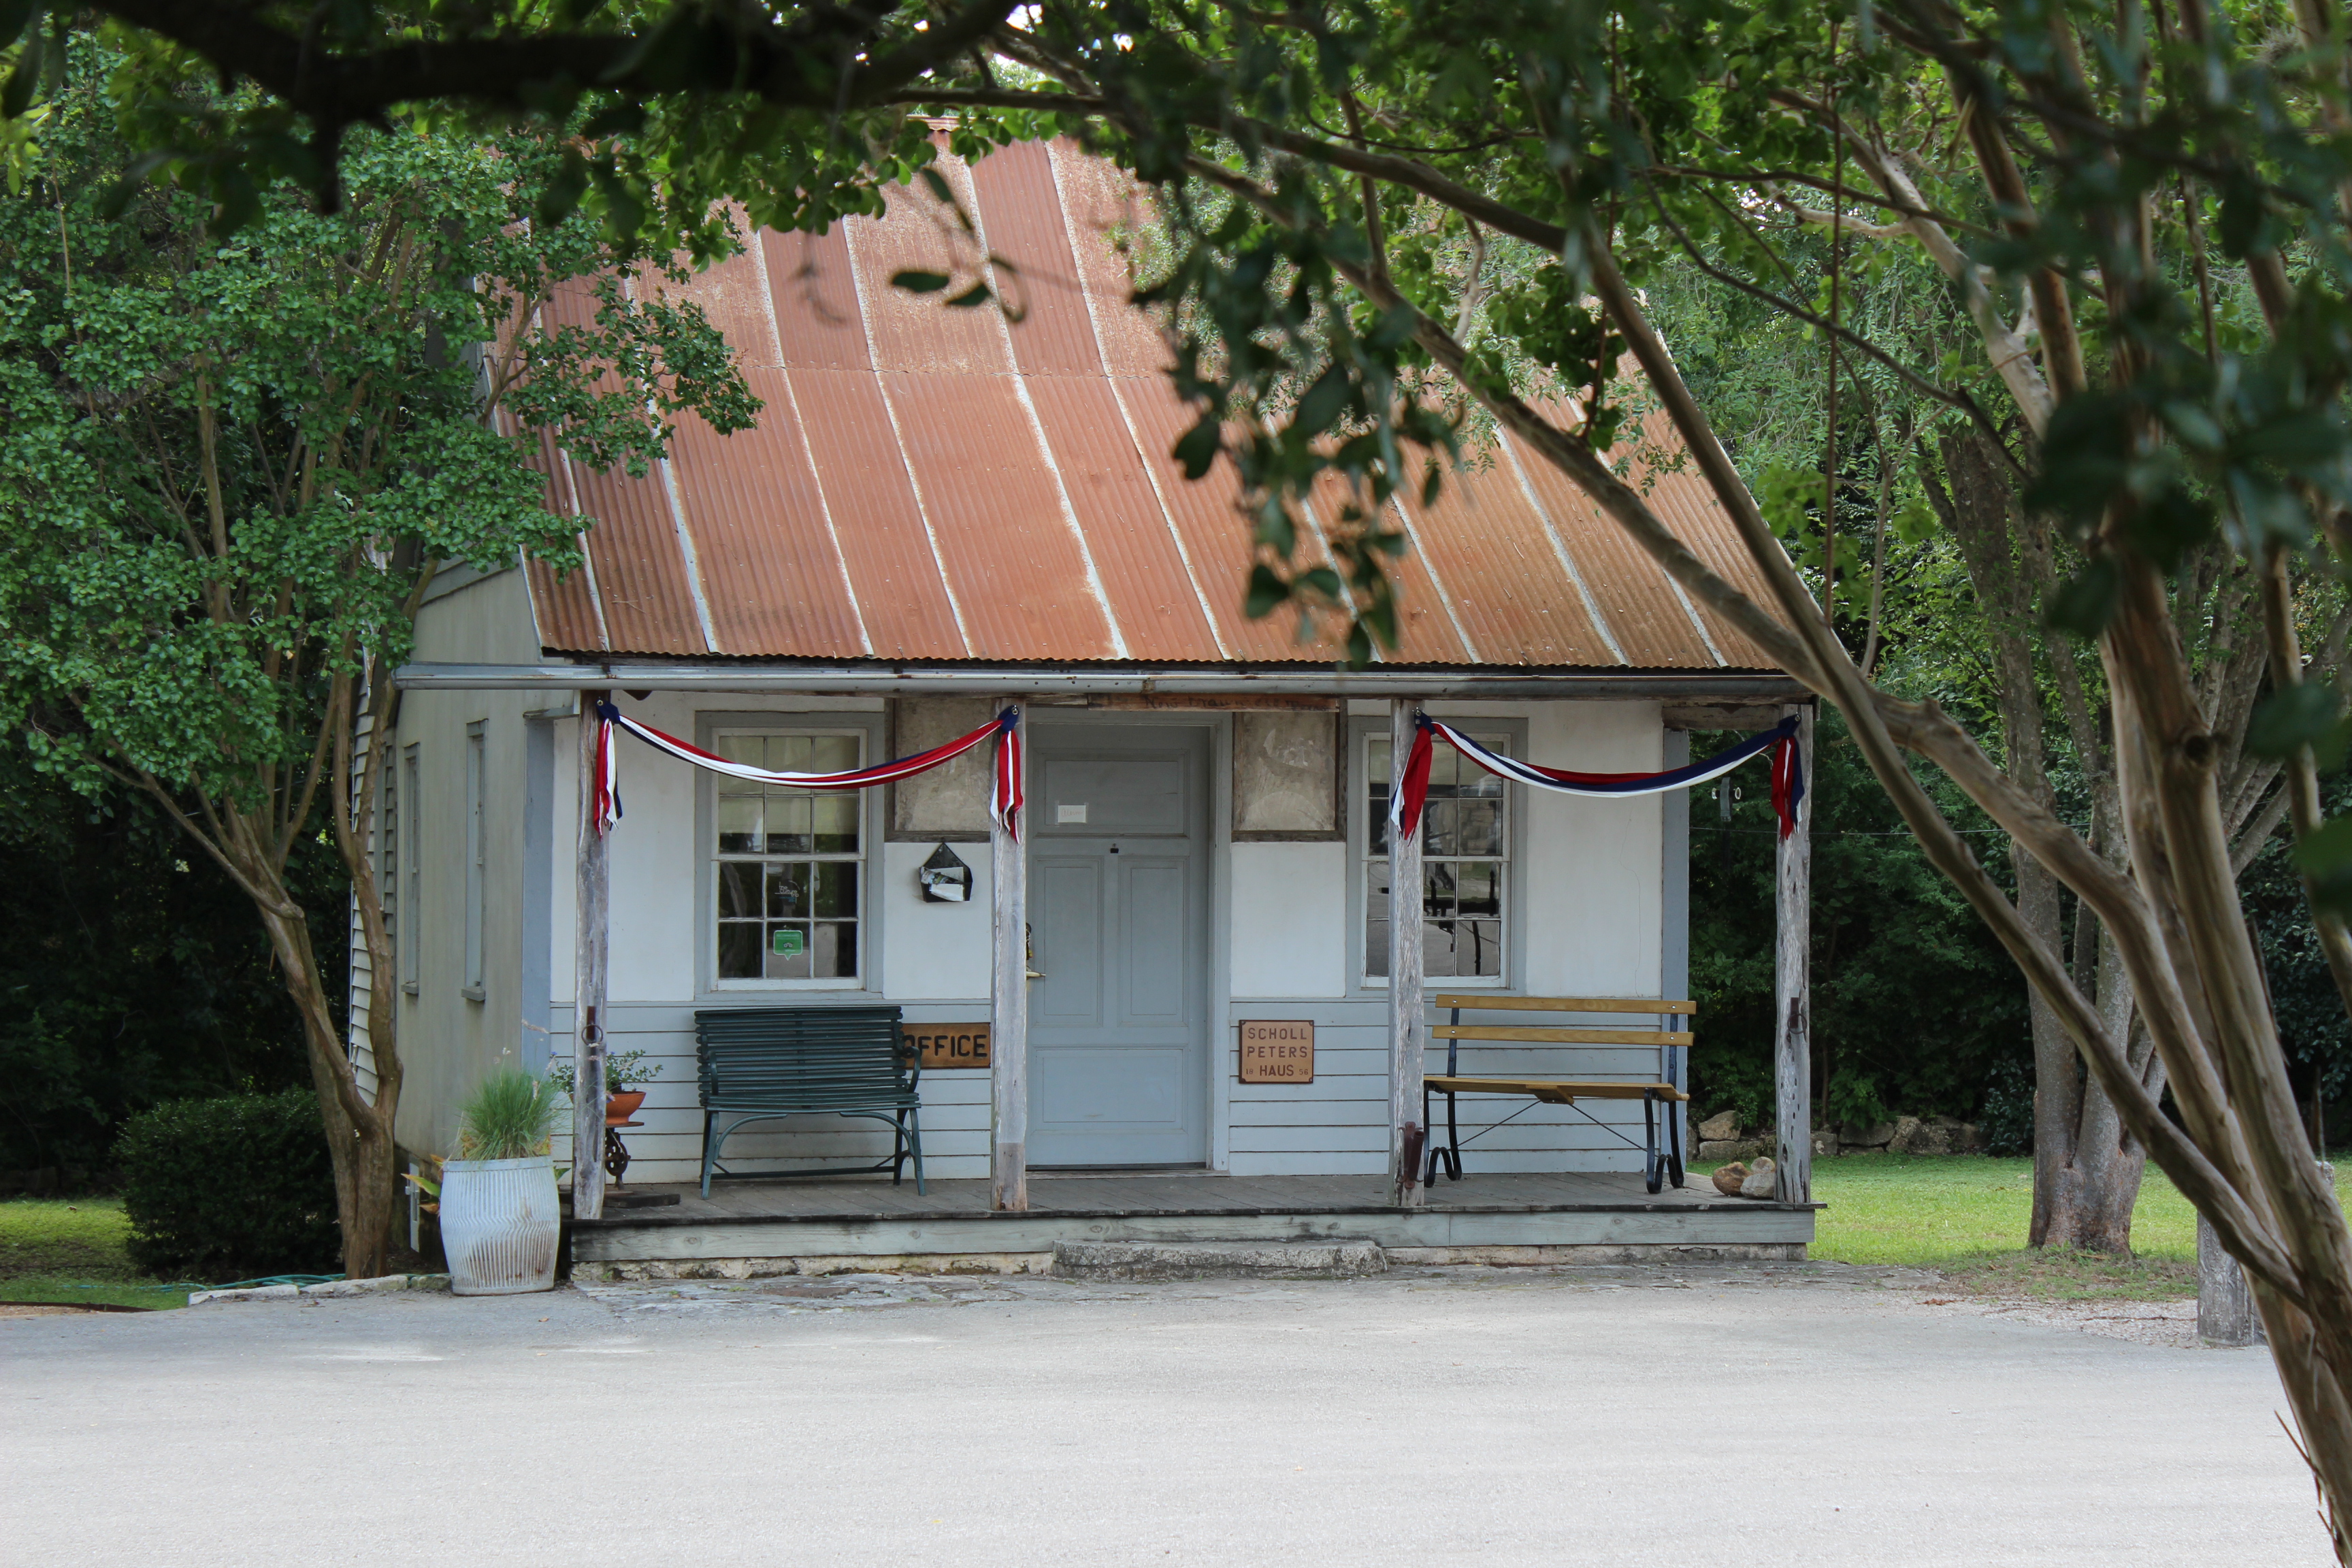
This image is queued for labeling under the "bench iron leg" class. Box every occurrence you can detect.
[1422,1079,1441,1186]
[1642,1093,1663,1194]
[700,1110,718,1199]
[1667,1094,1686,1190]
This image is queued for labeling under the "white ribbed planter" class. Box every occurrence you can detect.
[439,1157,560,1295]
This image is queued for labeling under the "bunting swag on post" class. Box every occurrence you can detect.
[1390,715,1805,843]
[587,702,1024,837]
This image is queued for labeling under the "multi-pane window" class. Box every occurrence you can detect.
[1365,731,1508,981]
[713,731,864,983]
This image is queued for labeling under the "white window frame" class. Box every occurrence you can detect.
[463,722,487,1002]
[698,715,879,994]
[400,744,421,994]
[1353,718,1518,991]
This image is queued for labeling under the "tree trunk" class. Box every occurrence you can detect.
[2029,881,2151,1252]
[258,898,397,1280]
[1929,431,2147,1254]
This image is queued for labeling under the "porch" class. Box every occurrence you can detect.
[570,1169,1818,1270]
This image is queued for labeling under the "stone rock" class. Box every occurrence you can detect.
[1050,1240,1387,1280]
[1923,1115,1982,1154]
[1697,1110,1741,1142]
[1710,1162,1750,1196]
[1740,1158,1780,1199]
[1886,1115,1938,1155]
[1697,1137,1775,1164]
[1842,1121,1897,1150]
[1812,1131,1838,1159]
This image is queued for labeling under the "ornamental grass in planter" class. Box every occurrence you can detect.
[440,1071,564,1296]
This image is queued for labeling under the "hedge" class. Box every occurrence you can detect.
[113,1089,339,1280]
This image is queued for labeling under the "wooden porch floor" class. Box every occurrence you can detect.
[573,1170,1817,1264]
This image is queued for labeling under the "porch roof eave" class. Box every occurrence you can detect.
[392,659,1808,703]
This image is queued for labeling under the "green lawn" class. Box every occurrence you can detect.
[1809,1152,2352,1299]
[0,1198,195,1310]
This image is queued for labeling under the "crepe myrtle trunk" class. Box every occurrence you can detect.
[2023,853,2149,1252]
[258,886,397,1281]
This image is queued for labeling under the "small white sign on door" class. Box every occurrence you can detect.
[1056,803,1088,823]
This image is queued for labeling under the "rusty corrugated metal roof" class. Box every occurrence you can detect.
[523,139,1790,672]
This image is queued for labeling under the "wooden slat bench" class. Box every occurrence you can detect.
[693,1004,924,1198]
[1422,994,1692,1193]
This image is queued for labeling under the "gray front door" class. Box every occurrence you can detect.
[1027,723,1211,1166]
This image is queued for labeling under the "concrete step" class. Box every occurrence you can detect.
[1050,1239,1387,1280]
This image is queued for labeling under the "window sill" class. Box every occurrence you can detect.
[402,983,419,998]
[461,985,486,1004]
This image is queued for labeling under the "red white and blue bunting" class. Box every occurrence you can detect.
[1392,714,1804,844]
[590,701,1024,840]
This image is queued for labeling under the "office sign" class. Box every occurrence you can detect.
[905,1023,991,1070]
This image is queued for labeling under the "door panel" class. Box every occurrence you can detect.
[1034,1047,1186,1128]
[1121,859,1188,1024]
[1028,725,1210,1165]
[1040,757,1190,834]
[1032,857,1103,1025]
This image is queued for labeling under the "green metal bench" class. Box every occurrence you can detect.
[693,1005,924,1198]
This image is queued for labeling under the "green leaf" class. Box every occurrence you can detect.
[536,152,590,229]
[943,283,992,308]
[1244,564,1291,618]
[2247,683,2347,764]
[1292,365,1352,438]
[891,270,951,294]
[918,167,953,203]
[2293,814,2352,882]
[0,0,37,51]
[1173,416,1221,480]
[1,28,40,119]
[2045,557,2121,637]
[2219,173,2264,259]
[97,150,176,220]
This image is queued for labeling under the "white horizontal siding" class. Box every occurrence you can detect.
[551,1001,1682,1186]
[547,1002,994,1185]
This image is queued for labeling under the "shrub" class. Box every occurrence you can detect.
[457,1069,561,1160]
[113,1089,338,1280]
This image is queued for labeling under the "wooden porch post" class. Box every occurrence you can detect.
[572,689,610,1222]
[1774,703,1814,1205]
[991,698,1029,1212]
[1388,698,1427,1207]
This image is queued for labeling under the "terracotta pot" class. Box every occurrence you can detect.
[604,1090,647,1124]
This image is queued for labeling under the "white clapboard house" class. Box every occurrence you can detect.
[368,138,1819,1271]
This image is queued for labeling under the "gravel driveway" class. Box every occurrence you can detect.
[0,1262,2319,1566]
